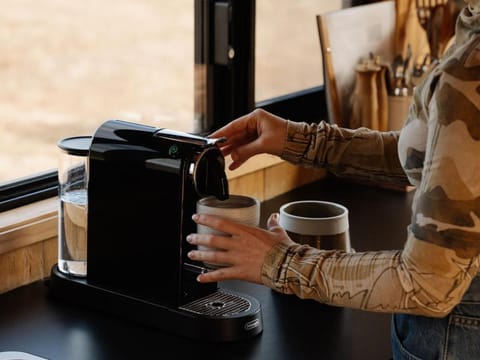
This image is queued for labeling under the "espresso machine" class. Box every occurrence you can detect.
[49,119,263,342]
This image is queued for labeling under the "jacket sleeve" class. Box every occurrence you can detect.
[280,120,411,187]
[262,39,480,317]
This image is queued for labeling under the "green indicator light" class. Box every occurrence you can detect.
[168,144,180,158]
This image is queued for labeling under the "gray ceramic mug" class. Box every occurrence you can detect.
[279,200,352,252]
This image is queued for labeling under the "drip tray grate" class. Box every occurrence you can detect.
[179,291,251,317]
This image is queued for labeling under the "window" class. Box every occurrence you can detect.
[255,0,342,101]
[1,0,344,212]
[0,1,194,184]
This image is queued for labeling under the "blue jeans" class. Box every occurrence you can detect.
[391,276,480,360]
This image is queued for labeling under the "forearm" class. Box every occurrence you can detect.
[281,121,410,186]
[261,235,479,317]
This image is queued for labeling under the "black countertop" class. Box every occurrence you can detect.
[0,178,414,360]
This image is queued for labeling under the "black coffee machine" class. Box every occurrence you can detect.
[49,119,263,342]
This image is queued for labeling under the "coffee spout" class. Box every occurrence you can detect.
[215,173,229,201]
[193,147,229,200]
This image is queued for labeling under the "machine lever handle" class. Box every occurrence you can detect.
[154,128,226,147]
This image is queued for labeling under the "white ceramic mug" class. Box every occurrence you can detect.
[279,200,351,252]
[196,194,260,268]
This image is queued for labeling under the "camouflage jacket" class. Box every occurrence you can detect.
[261,7,480,317]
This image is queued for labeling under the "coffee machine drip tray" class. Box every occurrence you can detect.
[179,291,252,317]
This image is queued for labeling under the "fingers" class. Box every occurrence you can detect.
[266,212,294,246]
[228,150,249,170]
[190,257,263,284]
[267,212,287,235]
[187,214,247,261]
[209,111,261,170]
[186,236,241,283]
[217,131,259,170]
[187,247,231,267]
[230,139,262,165]
[191,213,247,236]
[228,158,244,171]
[188,211,282,285]
[267,212,280,229]
[196,267,237,283]
[209,112,254,139]
[186,233,233,251]
[218,144,233,157]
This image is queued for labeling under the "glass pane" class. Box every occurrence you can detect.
[0,1,193,183]
[255,0,343,101]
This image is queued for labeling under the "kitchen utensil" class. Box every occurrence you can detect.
[402,44,412,88]
[437,0,463,56]
[412,54,430,78]
[392,53,410,96]
[416,0,461,60]
[416,0,446,60]
[350,59,389,130]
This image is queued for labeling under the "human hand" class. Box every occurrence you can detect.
[209,108,288,170]
[186,212,293,284]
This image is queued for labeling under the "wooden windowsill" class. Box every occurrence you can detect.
[0,197,58,256]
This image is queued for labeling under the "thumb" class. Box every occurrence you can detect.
[267,212,281,231]
[267,212,295,246]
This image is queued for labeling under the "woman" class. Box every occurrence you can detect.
[187,2,480,358]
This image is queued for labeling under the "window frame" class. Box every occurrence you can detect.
[0,0,330,213]
[258,86,327,124]
[0,171,58,212]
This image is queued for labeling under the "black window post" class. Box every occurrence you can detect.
[194,0,255,134]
